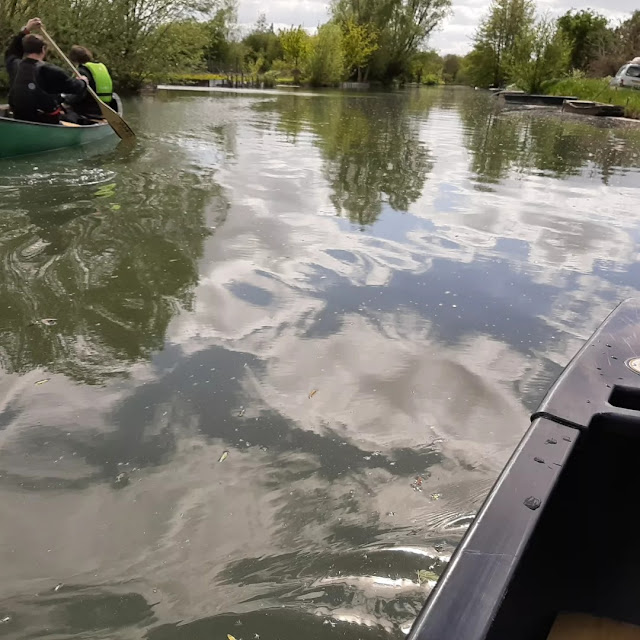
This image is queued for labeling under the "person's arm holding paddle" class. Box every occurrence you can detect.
[5,18,42,85]
[38,64,89,97]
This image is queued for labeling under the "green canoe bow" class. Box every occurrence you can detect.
[0,112,117,159]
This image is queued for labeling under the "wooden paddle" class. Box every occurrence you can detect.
[40,27,135,141]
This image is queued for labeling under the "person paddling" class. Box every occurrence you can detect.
[5,17,43,85]
[7,29,89,125]
[66,46,114,119]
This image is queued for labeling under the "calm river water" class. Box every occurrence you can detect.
[1,87,640,639]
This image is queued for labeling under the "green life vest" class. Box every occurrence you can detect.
[84,62,113,103]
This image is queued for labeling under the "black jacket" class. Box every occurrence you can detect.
[9,58,87,123]
[5,29,28,86]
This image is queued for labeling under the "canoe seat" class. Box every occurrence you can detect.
[548,613,640,639]
[60,119,107,127]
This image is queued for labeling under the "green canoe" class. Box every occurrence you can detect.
[0,106,119,159]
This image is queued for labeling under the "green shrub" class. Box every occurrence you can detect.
[306,23,345,87]
[423,73,442,85]
[262,71,278,88]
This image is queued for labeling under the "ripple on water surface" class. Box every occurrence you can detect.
[2,88,640,639]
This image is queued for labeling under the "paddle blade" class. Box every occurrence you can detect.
[91,88,135,141]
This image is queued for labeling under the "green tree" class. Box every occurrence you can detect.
[242,13,283,72]
[204,3,236,71]
[226,39,249,73]
[279,25,311,81]
[332,0,451,81]
[467,0,536,87]
[508,15,570,93]
[0,0,29,45]
[587,11,640,77]
[11,0,229,89]
[456,53,474,85]
[153,20,210,74]
[557,10,610,71]
[621,11,640,53]
[306,22,344,86]
[341,18,378,81]
[442,54,461,82]
[409,50,443,84]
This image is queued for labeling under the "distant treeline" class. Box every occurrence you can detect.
[460,0,640,93]
[0,0,458,91]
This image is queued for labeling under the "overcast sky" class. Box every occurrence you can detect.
[236,0,635,55]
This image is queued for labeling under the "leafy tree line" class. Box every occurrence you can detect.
[1,0,456,90]
[461,0,640,93]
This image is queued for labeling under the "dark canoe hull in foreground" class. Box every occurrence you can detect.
[0,97,123,159]
[408,298,640,640]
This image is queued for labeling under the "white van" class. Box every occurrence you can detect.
[610,63,640,89]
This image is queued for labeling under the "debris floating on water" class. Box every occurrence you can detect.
[227,635,238,640]
[35,379,50,386]
[0,616,11,624]
[218,450,229,463]
[410,476,424,492]
[113,472,129,488]
[308,389,318,399]
[417,569,439,584]
[53,583,63,592]
[40,318,57,326]
[430,493,442,501]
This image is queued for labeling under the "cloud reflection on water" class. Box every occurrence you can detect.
[2,88,640,639]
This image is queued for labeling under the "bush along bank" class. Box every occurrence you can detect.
[547,78,640,119]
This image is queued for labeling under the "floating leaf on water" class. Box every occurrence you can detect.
[94,183,116,198]
[40,318,57,326]
[227,635,238,640]
[218,450,229,463]
[111,204,121,211]
[417,570,439,584]
[308,389,318,399]
[430,493,442,501]
[35,379,50,386]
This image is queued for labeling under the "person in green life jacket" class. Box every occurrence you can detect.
[66,46,114,119]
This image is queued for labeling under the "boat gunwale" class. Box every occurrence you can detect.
[0,115,110,130]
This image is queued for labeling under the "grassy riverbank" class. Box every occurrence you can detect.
[547,78,640,118]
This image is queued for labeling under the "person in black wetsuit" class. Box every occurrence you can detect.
[7,30,88,124]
